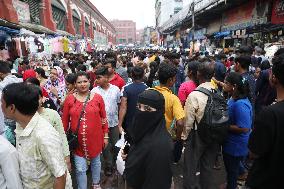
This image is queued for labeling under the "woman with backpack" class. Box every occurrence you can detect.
[222,72,253,189]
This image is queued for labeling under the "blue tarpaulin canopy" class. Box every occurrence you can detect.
[214,31,231,38]
[0,26,19,35]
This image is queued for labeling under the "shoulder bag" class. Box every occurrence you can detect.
[67,93,90,151]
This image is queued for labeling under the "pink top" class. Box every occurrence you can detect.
[178,80,197,105]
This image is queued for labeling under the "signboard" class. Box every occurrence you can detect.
[13,0,31,23]
[271,0,284,24]
[222,0,269,31]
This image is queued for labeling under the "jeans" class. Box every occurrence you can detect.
[103,126,119,169]
[223,152,244,189]
[183,131,219,189]
[74,154,101,189]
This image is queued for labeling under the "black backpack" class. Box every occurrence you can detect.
[194,87,229,144]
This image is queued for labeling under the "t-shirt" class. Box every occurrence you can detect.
[241,72,256,106]
[214,61,226,82]
[246,100,284,188]
[178,80,197,105]
[91,84,121,128]
[110,73,125,90]
[223,98,252,156]
[122,82,148,130]
[154,86,185,130]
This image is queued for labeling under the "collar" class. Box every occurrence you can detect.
[16,112,40,137]
[198,82,215,90]
[154,86,172,93]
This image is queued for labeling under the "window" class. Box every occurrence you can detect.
[20,0,40,24]
[52,6,66,31]
[72,10,80,34]
[85,21,90,37]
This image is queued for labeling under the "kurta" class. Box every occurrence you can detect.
[62,94,108,159]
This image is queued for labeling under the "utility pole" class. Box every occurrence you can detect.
[192,0,195,52]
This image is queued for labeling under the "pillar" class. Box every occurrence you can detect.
[1,0,19,23]
[66,0,75,35]
[40,0,56,31]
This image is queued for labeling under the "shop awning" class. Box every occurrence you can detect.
[19,22,55,34]
[56,30,74,37]
[0,19,55,35]
[0,26,19,35]
[214,31,231,38]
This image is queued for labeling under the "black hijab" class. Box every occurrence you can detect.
[125,89,173,189]
[131,89,165,144]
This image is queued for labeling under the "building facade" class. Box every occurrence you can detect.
[155,0,183,28]
[0,0,116,43]
[111,20,136,44]
[136,29,144,45]
[159,0,284,49]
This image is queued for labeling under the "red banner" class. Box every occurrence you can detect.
[271,0,284,24]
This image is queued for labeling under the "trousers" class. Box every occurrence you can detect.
[183,131,219,189]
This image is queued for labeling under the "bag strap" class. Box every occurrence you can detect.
[192,87,213,131]
[194,87,212,96]
[74,92,91,135]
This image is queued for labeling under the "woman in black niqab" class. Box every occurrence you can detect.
[125,89,174,189]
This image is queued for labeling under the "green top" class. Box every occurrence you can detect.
[39,108,70,157]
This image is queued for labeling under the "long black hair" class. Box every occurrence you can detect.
[225,72,251,101]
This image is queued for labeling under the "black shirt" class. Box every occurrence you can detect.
[247,100,284,188]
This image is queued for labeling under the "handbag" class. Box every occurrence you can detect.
[67,93,90,151]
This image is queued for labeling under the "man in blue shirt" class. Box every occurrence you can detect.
[234,55,256,107]
[214,54,227,83]
[118,66,148,143]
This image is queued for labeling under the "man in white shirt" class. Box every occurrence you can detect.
[0,135,23,189]
[91,66,121,176]
[1,83,72,189]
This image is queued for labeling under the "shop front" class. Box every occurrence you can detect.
[221,0,269,47]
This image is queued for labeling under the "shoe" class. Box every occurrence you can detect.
[93,184,101,189]
[105,167,113,176]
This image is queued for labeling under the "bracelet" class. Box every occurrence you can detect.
[104,137,109,139]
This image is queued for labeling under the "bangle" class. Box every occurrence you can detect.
[104,137,109,139]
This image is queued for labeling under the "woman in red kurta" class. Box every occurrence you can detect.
[62,71,108,189]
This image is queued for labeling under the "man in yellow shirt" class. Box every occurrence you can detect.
[153,62,185,141]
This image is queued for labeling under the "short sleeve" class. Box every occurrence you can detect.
[116,87,121,103]
[249,107,275,157]
[234,101,252,129]
[122,87,128,98]
[173,95,185,121]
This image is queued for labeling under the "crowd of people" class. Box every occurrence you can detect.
[0,46,283,189]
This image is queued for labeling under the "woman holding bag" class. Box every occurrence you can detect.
[62,71,109,189]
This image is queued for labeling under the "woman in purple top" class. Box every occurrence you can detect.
[178,61,198,107]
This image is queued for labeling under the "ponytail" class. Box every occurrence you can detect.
[225,72,251,101]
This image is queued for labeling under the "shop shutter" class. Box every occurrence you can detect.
[85,22,90,37]
[72,10,81,34]
[52,6,66,31]
[73,17,80,34]
[20,0,41,24]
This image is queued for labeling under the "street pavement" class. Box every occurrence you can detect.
[71,153,227,189]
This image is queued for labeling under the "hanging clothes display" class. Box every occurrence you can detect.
[62,37,69,53]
